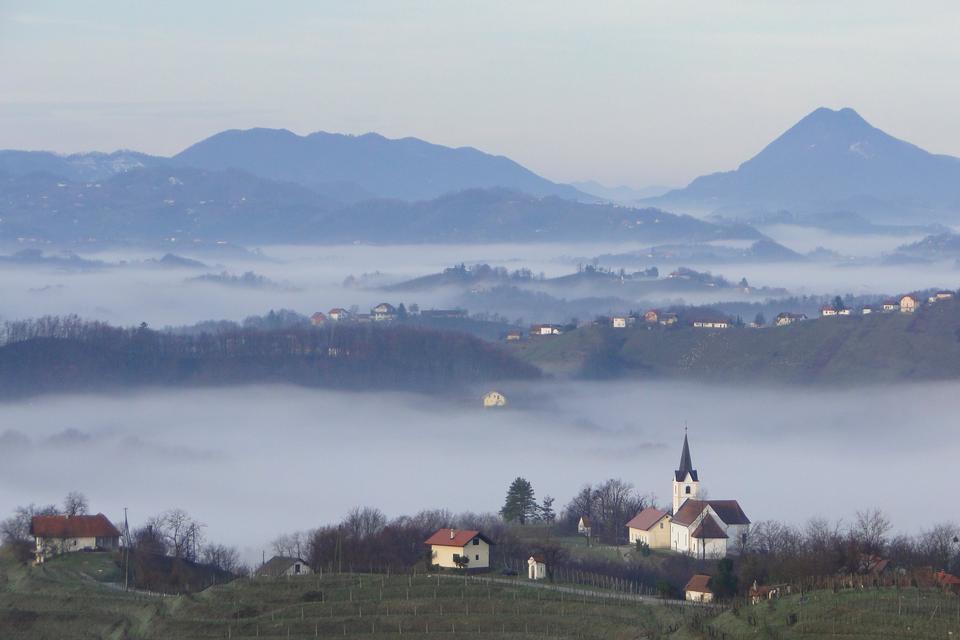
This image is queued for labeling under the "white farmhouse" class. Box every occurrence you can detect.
[257,556,312,577]
[30,514,121,564]
[425,528,493,570]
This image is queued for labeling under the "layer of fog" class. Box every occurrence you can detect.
[1,380,955,563]
[1,231,958,327]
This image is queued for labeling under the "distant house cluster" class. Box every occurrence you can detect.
[817,293,934,317]
[309,303,466,326]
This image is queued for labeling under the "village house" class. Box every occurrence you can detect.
[644,310,660,323]
[692,320,730,329]
[328,308,349,321]
[577,516,592,537]
[420,309,467,319]
[530,324,563,336]
[483,391,507,408]
[611,316,628,328]
[684,574,714,603]
[749,580,789,605]
[659,313,678,326]
[626,507,671,549]
[527,555,547,580]
[881,300,900,312]
[929,290,955,303]
[425,529,493,570]
[30,514,121,564]
[372,303,397,321]
[310,312,327,326]
[820,306,838,317]
[934,570,960,594]
[861,305,875,314]
[505,330,522,341]
[775,312,807,326]
[669,434,750,558]
[257,556,312,577]
[899,294,920,313]
[837,308,852,316]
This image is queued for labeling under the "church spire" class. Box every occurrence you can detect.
[675,432,698,482]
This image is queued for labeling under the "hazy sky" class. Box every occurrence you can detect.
[2,1,959,187]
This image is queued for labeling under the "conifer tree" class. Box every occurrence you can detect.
[500,477,537,524]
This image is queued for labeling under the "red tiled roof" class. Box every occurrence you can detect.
[935,571,960,586]
[626,508,669,531]
[684,574,712,594]
[30,514,120,539]
[424,528,493,548]
[691,514,728,539]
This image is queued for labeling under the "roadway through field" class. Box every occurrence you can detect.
[437,573,719,609]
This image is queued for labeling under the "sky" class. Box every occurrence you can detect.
[2,1,960,187]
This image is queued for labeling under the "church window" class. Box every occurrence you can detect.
[685,486,691,495]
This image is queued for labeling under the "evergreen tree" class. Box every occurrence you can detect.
[500,477,537,524]
[712,558,738,600]
[539,495,556,523]
[833,295,845,311]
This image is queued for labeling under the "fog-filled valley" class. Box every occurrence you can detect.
[1,379,955,564]
[1,224,956,327]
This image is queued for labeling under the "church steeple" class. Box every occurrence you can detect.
[675,433,698,483]
[672,431,701,514]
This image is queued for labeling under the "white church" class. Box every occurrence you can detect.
[626,433,750,558]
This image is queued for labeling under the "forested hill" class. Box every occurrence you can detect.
[510,299,960,384]
[0,318,539,398]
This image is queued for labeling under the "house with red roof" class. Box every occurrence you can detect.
[668,433,751,558]
[626,507,671,549]
[425,528,493,571]
[684,574,714,603]
[30,513,121,564]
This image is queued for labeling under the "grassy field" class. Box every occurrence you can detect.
[707,587,960,639]
[508,300,960,383]
[3,551,958,639]
[0,551,698,639]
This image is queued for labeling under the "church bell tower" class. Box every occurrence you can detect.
[672,432,700,514]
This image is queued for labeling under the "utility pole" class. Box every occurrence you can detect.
[123,507,130,591]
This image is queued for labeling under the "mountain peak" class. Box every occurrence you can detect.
[652,107,960,221]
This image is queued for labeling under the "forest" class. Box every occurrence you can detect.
[0,315,540,398]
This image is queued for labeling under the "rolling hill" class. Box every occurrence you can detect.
[650,107,960,222]
[511,299,960,383]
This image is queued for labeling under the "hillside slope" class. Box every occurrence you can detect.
[511,300,960,384]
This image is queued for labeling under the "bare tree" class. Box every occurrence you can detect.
[1,503,58,544]
[272,531,307,559]
[342,506,386,539]
[63,491,89,517]
[202,543,241,573]
[147,509,205,561]
[852,508,892,554]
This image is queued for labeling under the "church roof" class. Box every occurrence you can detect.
[674,433,698,482]
[691,514,728,539]
[673,499,750,526]
[626,508,669,531]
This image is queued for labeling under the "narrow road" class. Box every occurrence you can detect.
[437,573,719,609]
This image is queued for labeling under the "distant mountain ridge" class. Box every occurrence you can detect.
[650,107,960,222]
[0,127,591,203]
[173,128,590,202]
[0,163,761,244]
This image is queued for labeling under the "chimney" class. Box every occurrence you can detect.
[449,528,456,540]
